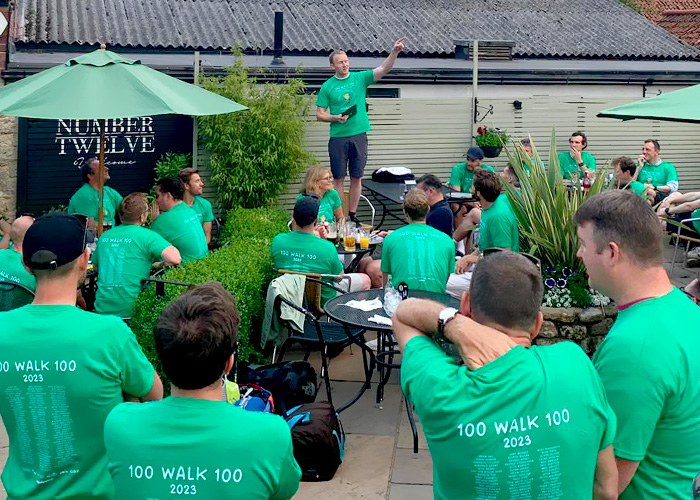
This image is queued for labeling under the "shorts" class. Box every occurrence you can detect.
[667,213,700,246]
[329,133,368,179]
[338,273,367,292]
[447,271,473,299]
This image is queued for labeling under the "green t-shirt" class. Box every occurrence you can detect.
[296,189,343,224]
[627,180,647,197]
[692,208,700,234]
[93,225,171,318]
[315,70,374,138]
[402,338,616,500]
[150,202,208,263]
[188,196,215,225]
[270,231,343,303]
[105,397,301,500]
[637,160,678,187]
[479,193,519,251]
[558,151,596,180]
[380,224,455,293]
[593,288,700,500]
[448,163,495,192]
[68,183,124,225]
[0,305,155,500]
[0,248,36,292]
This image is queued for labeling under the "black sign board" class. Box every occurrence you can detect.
[17,115,193,215]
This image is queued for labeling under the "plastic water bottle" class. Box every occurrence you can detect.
[383,275,401,316]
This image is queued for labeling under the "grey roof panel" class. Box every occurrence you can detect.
[12,0,700,59]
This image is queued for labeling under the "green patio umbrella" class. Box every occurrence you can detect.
[597,83,700,124]
[0,45,247,233]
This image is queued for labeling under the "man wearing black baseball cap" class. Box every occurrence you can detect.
[0,212,162,499]
[448,147,495,194]
[270,196,370,304]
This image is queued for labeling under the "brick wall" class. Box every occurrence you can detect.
[0,1,18,218]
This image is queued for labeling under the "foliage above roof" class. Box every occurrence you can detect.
[12,0,700,60]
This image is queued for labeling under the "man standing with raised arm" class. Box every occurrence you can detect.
[316,37,406,223]
[575,190,700,499]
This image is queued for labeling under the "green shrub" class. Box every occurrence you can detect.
[198,49,315,211]
[130,207,288,393]
[155,152,192,180]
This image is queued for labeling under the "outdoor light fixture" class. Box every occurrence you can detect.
[513,100,523,110]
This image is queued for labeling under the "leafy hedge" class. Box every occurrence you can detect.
[130,207,289,392]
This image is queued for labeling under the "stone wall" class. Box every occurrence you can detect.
[534,304,617,355]
[0,115,17,218]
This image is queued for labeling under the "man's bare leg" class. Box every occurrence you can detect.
[349,177,363,213]
[334,178,345,199]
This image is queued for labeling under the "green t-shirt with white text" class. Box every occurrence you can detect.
[188,196,215,225]
[0,249,36,292]
[0,305,155,500]
[402,338,616,500]
[316,70,374,138]
[150,202,208,263]
[380,223,455,293]
[558,151,596,180]
[296,189,343,224]
[270,231,343,303]
[449,163,495,192]
[93,224,171,318]
[593,288,700,500]
[479,193,519,251]
[68,183,123,226]
[105,397,301,500]
[637,160,678,187]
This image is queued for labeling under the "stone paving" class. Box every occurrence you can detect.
[0,236,696,499]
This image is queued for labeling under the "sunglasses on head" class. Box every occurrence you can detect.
[481,247,541,270]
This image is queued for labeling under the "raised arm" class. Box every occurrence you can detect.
[373,38,406,81]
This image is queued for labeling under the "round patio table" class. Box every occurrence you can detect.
[335,243,376,273]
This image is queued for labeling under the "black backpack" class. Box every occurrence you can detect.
[234,361,318,416]
[285,402,345,482]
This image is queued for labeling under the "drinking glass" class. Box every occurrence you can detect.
[344,225,357,251]
[359,228,370,249]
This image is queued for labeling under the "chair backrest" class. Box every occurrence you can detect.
[0,281,35,312]
[278,269,326,316]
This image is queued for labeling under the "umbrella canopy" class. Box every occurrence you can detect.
[0,47,247,119]
[597,83,700,124]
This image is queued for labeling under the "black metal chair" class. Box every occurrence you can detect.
[0,281,35,312]
[272,271,371,411]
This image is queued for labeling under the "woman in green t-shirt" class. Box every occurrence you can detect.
[298,166,344,224]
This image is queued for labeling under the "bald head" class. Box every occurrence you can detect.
[11,216,34,250]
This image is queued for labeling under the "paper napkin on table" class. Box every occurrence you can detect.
[342,298,383,311]
[368,314,392,326]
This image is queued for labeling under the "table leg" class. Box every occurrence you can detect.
[404,392,419,455]
[336,327,376,414]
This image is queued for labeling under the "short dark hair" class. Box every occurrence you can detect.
[473,170,501,203]
[503,163,520,188]
[613,156,636,175]
[571,131,588,150]
[178,167,199,185]
[156,177,185,201]
[574,190,662,267]
[403,189,429,221]
[520,138,531,147]
[329,50,346,64]
[155,282,240,390]
[470,252,543,331]
[416,174,442,191]
[80,157,99,183]
[120,192,149,224]
[644,139,660,152]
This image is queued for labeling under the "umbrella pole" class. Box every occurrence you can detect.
[97,118,105,236]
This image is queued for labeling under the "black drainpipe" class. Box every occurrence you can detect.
[271,12,284,65]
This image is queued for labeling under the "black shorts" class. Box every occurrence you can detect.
[328,133,368,179]
[667,212,700,245]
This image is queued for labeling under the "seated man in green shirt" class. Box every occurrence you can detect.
[93,193,181,318]
[636,139,679,203]
[0,213,162,500]
[105,282,301,500]
[0,214,36,292]
[449,170,519,297]
[558,130,596,180]
[613,156,653,203]
[151,177,209,263]
[380,189,455,293]
[575,191,700,498]
[393,252,618,500]
[656,189,700,265]
[179,167,215,244]
[270,196,370,304]
[68,157,124,227]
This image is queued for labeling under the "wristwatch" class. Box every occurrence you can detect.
[437,307,459,336]
[665,207,671,215]
[577,162,584,167]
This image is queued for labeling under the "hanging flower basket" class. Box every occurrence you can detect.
[480,145,503,158]
[475,126,508,158]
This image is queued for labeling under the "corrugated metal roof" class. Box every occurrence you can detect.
[12,0,700,60]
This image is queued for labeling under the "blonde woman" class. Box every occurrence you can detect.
[297,166,344,224]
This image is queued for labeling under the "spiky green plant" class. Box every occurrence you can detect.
[502,129,609,271]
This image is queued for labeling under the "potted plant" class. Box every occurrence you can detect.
[475,126,508,157]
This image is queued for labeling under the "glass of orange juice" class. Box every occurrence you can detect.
[359,228,370,249]
[344,226,357,251]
